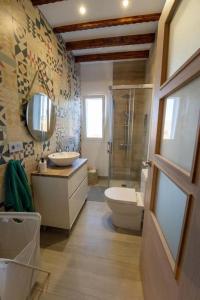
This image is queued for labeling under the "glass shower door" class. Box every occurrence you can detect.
[108,89,134,188]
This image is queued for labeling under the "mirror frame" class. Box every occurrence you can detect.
[26,92,56,142]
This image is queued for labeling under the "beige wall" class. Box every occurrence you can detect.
[145,43,157,84]
[144,39,158,162]
[80,62,113,177]
[0,0,80,204]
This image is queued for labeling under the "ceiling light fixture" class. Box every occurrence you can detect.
[79,5,86,15]
[122,0,129,8]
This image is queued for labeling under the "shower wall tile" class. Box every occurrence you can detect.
[112,61,149,181]
[113,60,146,85]
[131,89,151,180]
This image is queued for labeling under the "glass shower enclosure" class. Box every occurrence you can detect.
[108,85,153,190]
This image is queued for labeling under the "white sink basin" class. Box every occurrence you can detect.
[48,152,80,166]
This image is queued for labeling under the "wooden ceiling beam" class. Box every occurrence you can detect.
[32,0,63,5]
[75,50,149,63]
[54,13,161,33]
[66,33,155,50]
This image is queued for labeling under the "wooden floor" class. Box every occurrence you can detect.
[32,201,143,300]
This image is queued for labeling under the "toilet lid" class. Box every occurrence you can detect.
[105,187,137,204]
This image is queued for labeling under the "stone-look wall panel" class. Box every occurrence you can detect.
[0,0,81,201]
[112,60,149,181]
[113,60,146,85]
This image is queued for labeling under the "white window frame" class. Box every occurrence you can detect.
[83,95,105,141]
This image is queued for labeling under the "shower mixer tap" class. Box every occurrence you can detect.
[119,143,128,149]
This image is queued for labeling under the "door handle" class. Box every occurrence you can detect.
[107,141,112,154]
[143,160,152,168]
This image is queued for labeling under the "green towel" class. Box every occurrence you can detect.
[4,160,34,212]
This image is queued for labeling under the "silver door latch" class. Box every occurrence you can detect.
[143,160,152,168]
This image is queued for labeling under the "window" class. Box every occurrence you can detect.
[84,96,104,139]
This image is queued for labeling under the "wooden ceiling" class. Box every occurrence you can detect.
[66,33,155,51]
[75,50,150,63]
[53,13,161,33]
[32,0,163,62]
[32,0,63,5]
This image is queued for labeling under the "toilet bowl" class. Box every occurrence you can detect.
[105,187,143,231]
[105,169,148,231]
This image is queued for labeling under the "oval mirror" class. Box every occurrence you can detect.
[26,93,56,142]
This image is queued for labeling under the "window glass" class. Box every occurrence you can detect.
[167,0,200,77]
[160,77,200,172]
[155,171,187,260]
[85,97,104,138]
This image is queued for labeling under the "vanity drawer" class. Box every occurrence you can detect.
[68,163,87,197]
[32,176,69,229]
[69,177,88,228]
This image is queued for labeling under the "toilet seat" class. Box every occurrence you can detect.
[104,169,147,231]
[104,187,144,231]
[105,187,137,204]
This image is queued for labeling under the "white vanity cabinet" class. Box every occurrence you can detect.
[31,159,88,230]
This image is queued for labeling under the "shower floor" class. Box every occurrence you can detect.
[94,178,140,191]
[110,179,140,191]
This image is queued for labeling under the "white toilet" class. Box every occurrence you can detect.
[105,169,148,231]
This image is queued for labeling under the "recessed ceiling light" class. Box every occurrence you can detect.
[122,0,129,8]
[79,5,86,15]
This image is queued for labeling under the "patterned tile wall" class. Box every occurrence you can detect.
[0,0,81,198]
